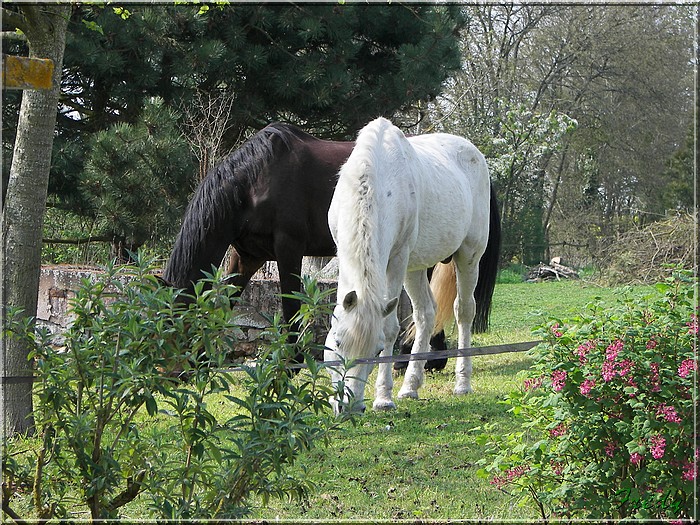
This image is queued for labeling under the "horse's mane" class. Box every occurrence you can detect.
[333,118,408,356]
[336,118,388,306]
[163,123,306,287]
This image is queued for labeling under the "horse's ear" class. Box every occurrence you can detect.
[343,291,358,311]
[382,297,399,317]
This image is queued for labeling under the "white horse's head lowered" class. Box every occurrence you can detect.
[325,116,499,414]
[324,290,398,413]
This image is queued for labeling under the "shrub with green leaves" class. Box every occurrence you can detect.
[2,255,346,521]
[478,271,697,521]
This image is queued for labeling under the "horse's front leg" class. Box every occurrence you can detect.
[373,313,400,411]
[373,254,407,411]
[398,269,435,400]
[275,248,305,326]
[274,242,309,371]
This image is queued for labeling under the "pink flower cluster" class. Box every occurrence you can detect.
[490,464,530,489]
[524,376,543,392]
[656,403,682,423]
[580,378,595,397]
[601,360,617,382]
[576,340,595,365]
[551,322,563,338]
[617,359,633,377]
[630,452,643,466]
[549,423,567,438]
[604,441,617,457]
[606,339,623,361]
[687,313,698,335]
[650,434,666,459]
[649,362,661,392]
[551,370,567,392]
[682,458,697,481]
[678,358,696,379]
[601,340,634,383]
[550,460,564,476]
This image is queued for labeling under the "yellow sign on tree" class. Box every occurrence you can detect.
[2,53,54,90]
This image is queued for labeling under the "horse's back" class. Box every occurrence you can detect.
[244,127,353,256]
[332,117,491,271]
[401,133,490,269]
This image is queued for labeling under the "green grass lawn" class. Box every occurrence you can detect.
[7,278,653,521]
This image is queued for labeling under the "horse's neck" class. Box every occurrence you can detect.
[334,164,386,307]
[334,210,387,310]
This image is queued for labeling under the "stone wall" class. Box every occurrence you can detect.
[37,265,337,359]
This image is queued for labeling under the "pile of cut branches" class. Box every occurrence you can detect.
[527,260,579,281]
[599,213,696,284]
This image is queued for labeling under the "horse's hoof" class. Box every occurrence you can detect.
[373,399,397,411]
[397,389,419,400]
[453,385,473,395]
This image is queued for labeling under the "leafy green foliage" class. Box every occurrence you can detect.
[477,271,697,520]
[2,254,348,520]
[658,125,694,214]
[484,101,577,264]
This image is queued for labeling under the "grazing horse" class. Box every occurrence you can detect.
[324,117,500,413]
[162,123,353,324]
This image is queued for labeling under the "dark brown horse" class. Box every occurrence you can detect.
[163,123,353,324]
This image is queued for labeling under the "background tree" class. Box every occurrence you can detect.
[2,4,72,436]
[2,5,693,274]
[420,4,694,267]
[79,98,196,261]
[178,88,236,182]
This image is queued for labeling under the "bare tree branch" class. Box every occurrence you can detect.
[1,30,27,42]
[178,88,236,181]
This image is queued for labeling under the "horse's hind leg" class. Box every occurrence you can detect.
[397,269,436,400]
[452,248,480,395]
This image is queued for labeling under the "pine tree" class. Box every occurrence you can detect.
[81,99,195,261]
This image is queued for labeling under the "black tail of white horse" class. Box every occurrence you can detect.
[418,182,501,338]
[472,182,501,333]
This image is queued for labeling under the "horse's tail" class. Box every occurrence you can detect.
[430,261,458,336]
[472,182,501,333]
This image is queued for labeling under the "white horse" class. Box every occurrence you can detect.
[324,117,500,413]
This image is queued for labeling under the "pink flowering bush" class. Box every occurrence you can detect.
[478,272,697,520]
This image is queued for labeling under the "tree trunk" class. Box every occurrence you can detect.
[2,5,71,437]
